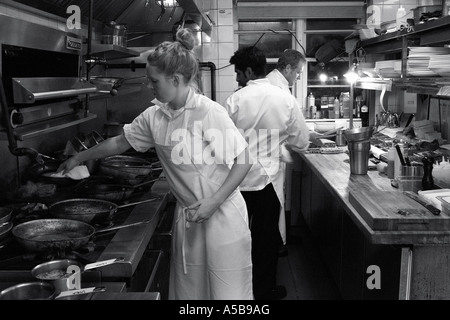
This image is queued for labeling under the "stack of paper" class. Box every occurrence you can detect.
[413,119,441,142]
[408,47,450,77]
[428,54,450,77]
[375,60,402,78]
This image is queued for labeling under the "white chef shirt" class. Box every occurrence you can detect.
[224,78,310,191]
[124,89,248,180]
[266,68,290,94]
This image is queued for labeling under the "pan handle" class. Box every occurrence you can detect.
[95,219,151,234]
[117,197,159,209]
[83,257,125,272]
[131,177,162,189]
[54,287,106,300]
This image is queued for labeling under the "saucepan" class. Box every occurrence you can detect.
[0,281,105,300]
[48,197,159,223]
[31,257,124,297]
[12,218,151,253]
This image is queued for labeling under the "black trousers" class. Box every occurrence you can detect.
[241,183,282,300]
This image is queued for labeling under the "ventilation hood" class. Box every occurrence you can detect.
[11,0,213,47]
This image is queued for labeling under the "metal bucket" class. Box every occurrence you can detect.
[348,140,371,175]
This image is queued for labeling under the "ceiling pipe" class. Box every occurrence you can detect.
[84,0,94,117]
[199,62,217,102]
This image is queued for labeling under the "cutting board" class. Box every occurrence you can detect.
[349,188,450,231]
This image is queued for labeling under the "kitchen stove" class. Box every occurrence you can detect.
[0,162,173,297]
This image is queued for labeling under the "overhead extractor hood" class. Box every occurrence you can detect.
[12,78,98,104]
[90,44,141,61]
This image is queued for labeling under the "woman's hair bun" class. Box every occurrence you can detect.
[176,28,195,51]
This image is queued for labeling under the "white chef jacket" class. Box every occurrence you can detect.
[225,78,310,192]
[225,79,309,244]
[266,68,290,94]
[123,89,253,300]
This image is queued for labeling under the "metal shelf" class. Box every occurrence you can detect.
[0,112,97,141]
[361,15,450,55]
[359,16,450,94]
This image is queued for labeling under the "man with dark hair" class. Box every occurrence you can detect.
[225,46,310,300]
[229,46,268,88]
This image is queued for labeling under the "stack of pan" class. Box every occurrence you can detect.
[0,207,13,244]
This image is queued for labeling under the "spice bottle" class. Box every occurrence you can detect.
[396,6,407,31]
[422,156,435,191]
[307,93,315,119]
[334,97,340,119]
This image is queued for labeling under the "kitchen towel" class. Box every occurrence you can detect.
[50,165,90,180]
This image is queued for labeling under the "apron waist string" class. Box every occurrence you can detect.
[179,208,191,275]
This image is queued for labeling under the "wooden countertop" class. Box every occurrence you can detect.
[300,152,450,245]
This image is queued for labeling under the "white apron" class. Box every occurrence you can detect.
[157,143,253,300]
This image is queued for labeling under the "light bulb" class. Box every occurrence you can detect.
[344,71,359,84]
[319,72,328,82]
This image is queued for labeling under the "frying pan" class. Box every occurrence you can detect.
[48,197,159,223]
[99,155,163,185]
[12,218,151,253]
[74,177,161,202]
[27,161,79,187]
[0,281,106,300]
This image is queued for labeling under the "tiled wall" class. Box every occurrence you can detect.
[201,0,237,107]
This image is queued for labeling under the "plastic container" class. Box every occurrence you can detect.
[397,176,423,193]
[342,92,350,118]
[401,165,424,178]
[307,93,315,119]
[333,97,340,119]
[396,6,407,31]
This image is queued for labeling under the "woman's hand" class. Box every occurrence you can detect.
[186,198,221,224]
[57,156,81,175]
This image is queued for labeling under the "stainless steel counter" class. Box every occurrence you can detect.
[97,178,172,278]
